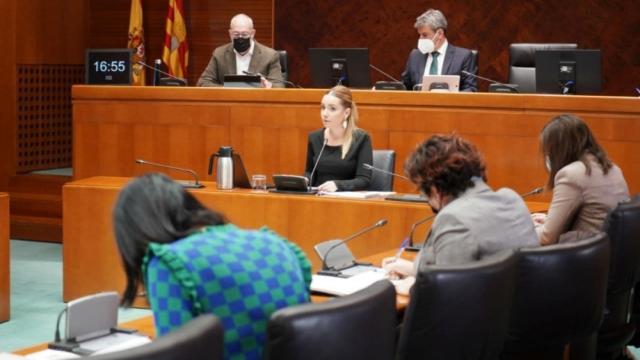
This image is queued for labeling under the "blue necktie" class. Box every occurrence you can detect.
[429,52,439,75]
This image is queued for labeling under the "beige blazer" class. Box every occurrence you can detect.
[196,40,284,87]
[537,156,629,245]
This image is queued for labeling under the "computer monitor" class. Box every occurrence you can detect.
[535,50,602,95]
[309,48,370,88]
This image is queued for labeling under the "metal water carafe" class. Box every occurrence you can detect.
[209,146,234,190]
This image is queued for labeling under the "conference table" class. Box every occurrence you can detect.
[71,86,640,197]
[1,192,8,322]
[63,176,548,305]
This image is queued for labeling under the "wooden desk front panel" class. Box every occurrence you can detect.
[73,87,640,197]
[0,193,9,322]
[62,177,432,302]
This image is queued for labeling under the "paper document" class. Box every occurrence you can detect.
[318,191,396,199]
[311,269,388,296]
[24,349,80,359]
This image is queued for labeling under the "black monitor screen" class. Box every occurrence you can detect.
[535,50,602,95]
[309,48,370,88]
[86,49,133,85]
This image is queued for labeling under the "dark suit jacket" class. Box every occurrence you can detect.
[401,43,477,92]
[196,40,284,87]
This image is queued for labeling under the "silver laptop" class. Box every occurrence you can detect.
[66,291,119,342]
[421,75,460,92]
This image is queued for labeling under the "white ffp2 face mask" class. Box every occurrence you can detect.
[417,31,439,54]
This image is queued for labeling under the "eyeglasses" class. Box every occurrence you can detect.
[230,32,252,39]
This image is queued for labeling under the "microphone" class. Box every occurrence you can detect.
[320,219,388,274]
[405,214,436,251]
[363,163,410,182]
[138,60,187,86]
[520,186,544,198]
[461,70,520,93]
[308,138,328,190]
[135,159,204,188]
[153,59,161,86]
[370,64,407,90]
[242,70,302,88]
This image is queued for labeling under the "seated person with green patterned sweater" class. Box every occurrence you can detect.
[112,173,312,359]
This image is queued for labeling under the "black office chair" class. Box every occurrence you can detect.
[395,250,519,360]
[87,314,224,360]
[502,233,610,360]
[277,50,288,81]
[264,280,396,360]
[369,150,396,191]
[597,195,640,359]
[508,43,578,93]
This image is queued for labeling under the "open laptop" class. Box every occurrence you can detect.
[421,74,460,92]
[223,74,261,88]
[232,153,252,188]
[314,240,375,278]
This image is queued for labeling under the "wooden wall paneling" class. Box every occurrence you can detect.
[72,87,640,199]
[0,1,17,192]
[0,193,9,322]
[274,0,640,96]
[87,0,274,87]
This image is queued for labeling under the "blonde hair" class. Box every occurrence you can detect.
[326,85,359,159]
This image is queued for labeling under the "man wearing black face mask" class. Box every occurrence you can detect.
[383,135,537,281]
[196,13,284,88]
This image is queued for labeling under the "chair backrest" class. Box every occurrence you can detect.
[605,195,640,295]
[277,50,288,81]
[508,43,578,93]
[87,314,224,360]
[369,150,396,191]
[264,280,396,360]
[504,233,609,354]
[470,49,478,70]
[396,250,519,360]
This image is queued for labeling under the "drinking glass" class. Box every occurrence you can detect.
[251,174,267,191]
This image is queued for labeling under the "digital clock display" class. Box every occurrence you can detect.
[85,49,133,85]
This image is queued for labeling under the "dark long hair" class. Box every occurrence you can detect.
[405,134,487,198]
[112,173,227,306]
[541,114,612,189]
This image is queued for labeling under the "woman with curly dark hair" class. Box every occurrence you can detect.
[384,134,538,278]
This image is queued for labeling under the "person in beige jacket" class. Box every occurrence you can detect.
[533,114,630,245]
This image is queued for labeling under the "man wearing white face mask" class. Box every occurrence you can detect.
[197,13,284,88]
[401,9,477,92]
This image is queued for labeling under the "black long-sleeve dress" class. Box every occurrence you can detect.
[304,128,373,191]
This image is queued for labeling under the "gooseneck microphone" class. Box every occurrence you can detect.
[461,70,520,93]
[370,64,407,90]
[320,219,388,273]
[138,60,187,86]
[135,159,204,188]
[242,70,302,88]
[308,138,328,190]
[520,186,544,198]
[363,163,410,182]
[405,214,436,250]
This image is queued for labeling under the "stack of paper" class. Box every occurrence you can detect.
[311,269,388,296]
[318,191,396,199]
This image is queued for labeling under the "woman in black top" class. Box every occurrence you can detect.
[305,85,373,192]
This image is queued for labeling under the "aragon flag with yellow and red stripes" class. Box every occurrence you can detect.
[162,0,188,80]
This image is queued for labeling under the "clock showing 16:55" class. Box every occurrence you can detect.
[85,49,133,85]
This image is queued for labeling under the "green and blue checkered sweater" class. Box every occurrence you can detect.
[142,223,312,360]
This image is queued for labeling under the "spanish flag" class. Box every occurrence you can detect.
[162,0,189,79]
[127,0,146,86]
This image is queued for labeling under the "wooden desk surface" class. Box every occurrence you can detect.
[63,176,548,304]
[0,193,9,322]
[72,86,640,196]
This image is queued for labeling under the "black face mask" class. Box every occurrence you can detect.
[233,37,251,53]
